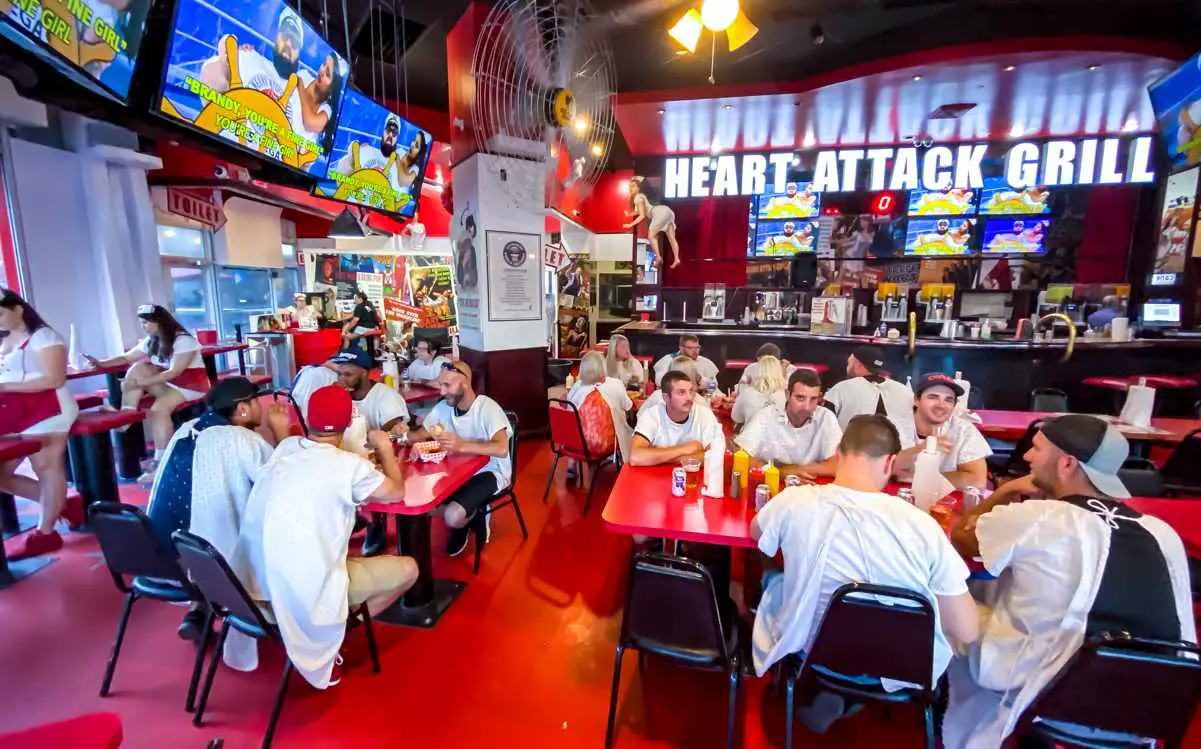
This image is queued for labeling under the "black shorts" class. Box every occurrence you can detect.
[443,471,499,516]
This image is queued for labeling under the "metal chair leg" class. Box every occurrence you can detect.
[261,660,292,749]
[542,454,561,503]
[360,606,381,674]
[100,592,137,697]
[511,494,529,539]
[923,704,935,749]
[605,644,626,749]
[186,607,215,712]
[784,669,796,749]
[584,462,602,516]
[726,665,740,749]
[193,620,232,727]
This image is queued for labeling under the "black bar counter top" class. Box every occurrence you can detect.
[618,322,1201,412]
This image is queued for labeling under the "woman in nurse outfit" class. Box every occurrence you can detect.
[86,304,212,480]
[625,178,680,269]
[0,290,81,559]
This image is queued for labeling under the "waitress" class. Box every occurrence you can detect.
[85,304,211,481]
[0,290,81,559]
[343,290,381,354]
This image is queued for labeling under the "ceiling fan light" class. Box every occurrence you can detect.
[700,0,738,32]
[725,9,758,51]
[668,8,703,53]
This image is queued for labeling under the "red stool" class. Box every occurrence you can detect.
[0,712,123,749]
[724,358,755,370]
[68,410,146,508]
[1130,375,1198,390]
[1082,376,1130,391]
[75,391,106,411]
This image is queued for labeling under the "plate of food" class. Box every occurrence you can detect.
[412,440,448,463]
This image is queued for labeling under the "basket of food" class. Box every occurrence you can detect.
[412,440,447,463]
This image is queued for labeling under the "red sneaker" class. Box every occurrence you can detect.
[9,529,63,560]
[61,494,86,530]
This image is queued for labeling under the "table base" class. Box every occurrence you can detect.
[375,579,467,628]
[0,555,55,589]
[0,493,34,538]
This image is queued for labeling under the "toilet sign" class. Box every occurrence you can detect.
[165,188,226,230]
[544,243,570,271]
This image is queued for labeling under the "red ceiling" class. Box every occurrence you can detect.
[614,40,1185,157]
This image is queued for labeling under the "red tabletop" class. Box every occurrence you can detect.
[724,358,754,370]
[66,364,127,380]
[1125,497,1201,558]
[363,454,487,516]
[974,410,1199,444]
[201,343,250,356]
[402,384,442,404]
[602,465,759,548]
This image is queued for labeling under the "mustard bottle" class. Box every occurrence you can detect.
[733,448,750,489]
[764,460,781,496]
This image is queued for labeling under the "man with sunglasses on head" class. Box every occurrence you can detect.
[405,361,512,558]
[945,415,1195,749]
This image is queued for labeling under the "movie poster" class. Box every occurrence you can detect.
[1155,167,1199,273]
[557,307,590,359]
[312,89,431,217]
[157,0,348,174]
[556,257,592,309]
[407,265,456,328]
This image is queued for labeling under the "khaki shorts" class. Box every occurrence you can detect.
[346,556,418,606]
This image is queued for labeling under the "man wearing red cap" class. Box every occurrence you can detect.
[238,385,416,690]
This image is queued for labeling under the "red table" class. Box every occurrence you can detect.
[974,410,1199,445]
[401,384,442,405]
[602,464,757,548]
[1125,497,1201,558]
[364,454,488,627]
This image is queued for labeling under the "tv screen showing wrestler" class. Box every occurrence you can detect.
[312,88,433,218]
[755,182,821,220]
[1148,52,1201,172]
[748,218,819,257]
[981,218,1050,254]
[903,217,977,256]
[0,0,151,101]
[906,186,978,216]
[156,0,348,175]
[977,176,1052,215]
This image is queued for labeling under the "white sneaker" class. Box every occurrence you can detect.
[137,460,159,485]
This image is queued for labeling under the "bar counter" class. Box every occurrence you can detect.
[618,322,1201,411]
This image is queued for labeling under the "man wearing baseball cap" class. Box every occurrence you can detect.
[892,373,991,490]
[239,385,416,690]
[824,345,916,439]
[945,415,1195,748]
[406,361,513,558]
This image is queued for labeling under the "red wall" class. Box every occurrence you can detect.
[551,169,635,234]
[0,168,22,290]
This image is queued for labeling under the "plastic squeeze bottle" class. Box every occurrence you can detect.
[733,448,750,489]
[764,460,781,496]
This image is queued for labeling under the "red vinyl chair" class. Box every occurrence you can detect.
[543,398,617,515]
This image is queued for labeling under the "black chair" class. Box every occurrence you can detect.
[781,582,938,749]
[966,387,985,411]
[1118,457,1164,497]
[272,388,307,436]
[1161,428,1201,496]
[606,553,741,749]
[172,531,381,749]
[88,503,209,711]
[1014,633,1201,748]
[987,417,1048,480]
[544,398,618,515]
[1030,387,1069,413]
[473,410,529,575]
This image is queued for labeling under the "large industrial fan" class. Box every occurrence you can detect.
[469,0,618,208]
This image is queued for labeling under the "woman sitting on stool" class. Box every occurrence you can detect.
[85,304,211,482]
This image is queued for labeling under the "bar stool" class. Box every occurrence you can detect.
[69,410,147,508]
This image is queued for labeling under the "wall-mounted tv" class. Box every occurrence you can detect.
[978,176,1052,215]
[0,0,152,101]
[903,217,976,256]
[749,219,819,257]
[906,187,977,216]
[1148,52,1201,172]
[755,182,820,219]
[311,88,432,217]
[981,218,1051,254]
[155,0,349,176]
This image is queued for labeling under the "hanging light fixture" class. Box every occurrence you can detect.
[668,0,758,75]
[724,9,758,51]
[668,9,703,53]
[699,0,738,32]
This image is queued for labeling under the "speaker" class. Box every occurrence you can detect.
[790,254,817,289]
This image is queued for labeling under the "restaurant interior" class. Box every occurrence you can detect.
[2,0,1201,745]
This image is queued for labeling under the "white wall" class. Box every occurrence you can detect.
[591,233,633,262]
[0,78,48,128]
[213,197,284,268]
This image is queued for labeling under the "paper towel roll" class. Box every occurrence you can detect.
[1110,317,1129,341]
[912,436,954,511]
[1119,384,1155,427]
[954,371,971,412]
[702,446,725,498]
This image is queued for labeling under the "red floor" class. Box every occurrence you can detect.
[2,440,1200,748]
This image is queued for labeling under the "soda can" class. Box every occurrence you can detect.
[729,472,741,499]
[897,488,915,505]
[784,474,802,488]
[671,467,687,497]
[754,484,772,511]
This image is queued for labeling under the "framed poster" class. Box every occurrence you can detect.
[485,230,543,321]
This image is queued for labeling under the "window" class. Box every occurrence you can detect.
[157,225,207,259]
[168,266,212,332]
[158,223,215,335]
[274,267,302,306]
[215,266,274,339]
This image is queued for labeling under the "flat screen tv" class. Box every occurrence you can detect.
[0,0,152,101]
[1148,52,1201,172]
[155,0,349,176]
[978,176,1052,215]
[981,218,1051,254]
[755,182,821,219]
[903,217,977,256]
[311,88,432,217]
[906,187,977,216]
[748,218,819,257]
